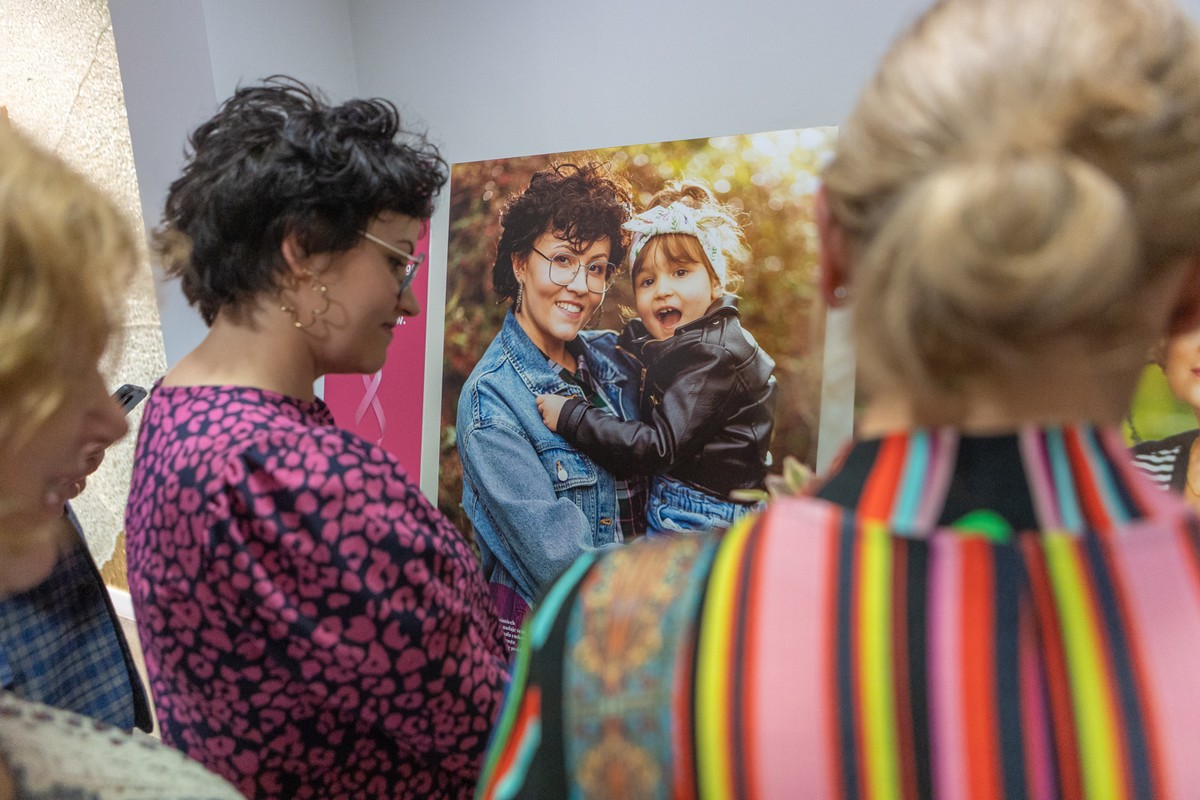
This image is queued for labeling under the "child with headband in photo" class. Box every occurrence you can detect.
[537,180,777,536]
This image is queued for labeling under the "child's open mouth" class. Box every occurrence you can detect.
[655,307,682,328]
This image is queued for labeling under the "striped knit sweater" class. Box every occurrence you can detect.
[477,425,1200,799]
[1130,428,1198,494]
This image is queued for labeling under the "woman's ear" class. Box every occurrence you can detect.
[280,230,311,280]
[511,252,527,286]
[816,185,852,308]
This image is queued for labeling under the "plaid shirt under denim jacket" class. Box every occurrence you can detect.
[458,311,644,650]
[0,506,152,732]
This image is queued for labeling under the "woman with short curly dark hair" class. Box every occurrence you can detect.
[457,161,639,651]
[124,77,508,800]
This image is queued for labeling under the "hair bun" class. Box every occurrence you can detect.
[856,150,1140,389]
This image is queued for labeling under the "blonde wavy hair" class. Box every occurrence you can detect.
[822,0,1200,397]
[0,124,137,449]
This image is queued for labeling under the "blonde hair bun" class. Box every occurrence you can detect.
[859,151,1139,388]
[822,0,1200,395]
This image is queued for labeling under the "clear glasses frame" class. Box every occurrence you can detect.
[531,246,617,294]
[361,230,425,293]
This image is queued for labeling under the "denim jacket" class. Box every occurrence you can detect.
[457,311,638,608]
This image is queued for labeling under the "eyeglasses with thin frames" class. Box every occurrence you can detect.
[531,246,617,295]
[360,230,425,294]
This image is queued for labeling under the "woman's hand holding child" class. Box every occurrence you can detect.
[536,394,568,430]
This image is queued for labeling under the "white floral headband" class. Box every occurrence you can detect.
[624,202,728,285]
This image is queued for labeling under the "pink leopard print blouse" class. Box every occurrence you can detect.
[125,384,508,799]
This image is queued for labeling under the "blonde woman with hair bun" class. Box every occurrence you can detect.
[0,124,241,799]
[479,0,1200,795]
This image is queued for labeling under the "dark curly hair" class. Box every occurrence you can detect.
[157,76,448,325]
[491,162,633,304]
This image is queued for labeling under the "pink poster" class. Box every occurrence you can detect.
[324,230,430,482]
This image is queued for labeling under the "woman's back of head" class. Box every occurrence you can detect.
[0,123,136,446]
[823,0,1200,397]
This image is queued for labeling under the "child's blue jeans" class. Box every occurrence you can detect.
[646,476,761,538]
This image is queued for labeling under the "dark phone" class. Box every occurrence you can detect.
[112,383,147,415]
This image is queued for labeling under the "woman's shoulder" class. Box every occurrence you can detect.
[144,383,328,440]
[0,693,242,799]
[144,384,417,487]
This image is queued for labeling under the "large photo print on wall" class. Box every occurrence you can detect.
[438,127,838,533]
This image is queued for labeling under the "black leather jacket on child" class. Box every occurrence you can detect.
[556,295,777,499]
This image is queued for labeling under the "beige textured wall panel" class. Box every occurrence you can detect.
[1,0,168,571]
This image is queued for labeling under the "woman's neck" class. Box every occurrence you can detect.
[514,309,576,373]
[164,304,320,400]
[858,344,1140,438]
[0,514,72,598]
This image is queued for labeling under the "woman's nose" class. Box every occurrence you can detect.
[566,266,591,293]
[397,284,421,317]
[91,390,129,451]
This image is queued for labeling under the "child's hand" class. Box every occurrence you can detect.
[536,393,568,430]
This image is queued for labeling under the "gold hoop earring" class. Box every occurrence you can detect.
[280,271,331,329]
[515,281,525,314]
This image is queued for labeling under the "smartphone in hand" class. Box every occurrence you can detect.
[112,383,147,415]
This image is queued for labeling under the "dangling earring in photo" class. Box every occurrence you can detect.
[515,281,525,314]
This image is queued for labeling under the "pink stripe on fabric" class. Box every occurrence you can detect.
[1020,429,1063,531]
[915,429,959,534]
[928,535,968,800]
[1020,601,1056,800]
[748,498,838,797]
[1106,520,1200,797]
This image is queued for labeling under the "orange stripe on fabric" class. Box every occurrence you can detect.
[1021,536,1084,798]
[960,538,1003,800]
[478,687,541,800]
[858,435,907,523]
[1064,429,1113,533]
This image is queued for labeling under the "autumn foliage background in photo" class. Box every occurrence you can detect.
[437,127,838,532]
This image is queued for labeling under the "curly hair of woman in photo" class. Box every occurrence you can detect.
[476,0,1200,796]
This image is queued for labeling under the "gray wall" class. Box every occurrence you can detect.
[111,0,1200,489]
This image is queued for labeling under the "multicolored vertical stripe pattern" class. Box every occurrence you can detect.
[475,425,1200,799]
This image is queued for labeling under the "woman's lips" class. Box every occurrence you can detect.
[555,300,584,316]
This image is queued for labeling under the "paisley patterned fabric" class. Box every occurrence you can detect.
[125,385,508,799]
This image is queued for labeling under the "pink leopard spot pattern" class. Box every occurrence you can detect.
[125,385,508,799]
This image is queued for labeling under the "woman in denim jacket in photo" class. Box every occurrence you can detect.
[457,162,640,652]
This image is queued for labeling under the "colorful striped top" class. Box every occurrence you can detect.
[476,425,1200,799]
